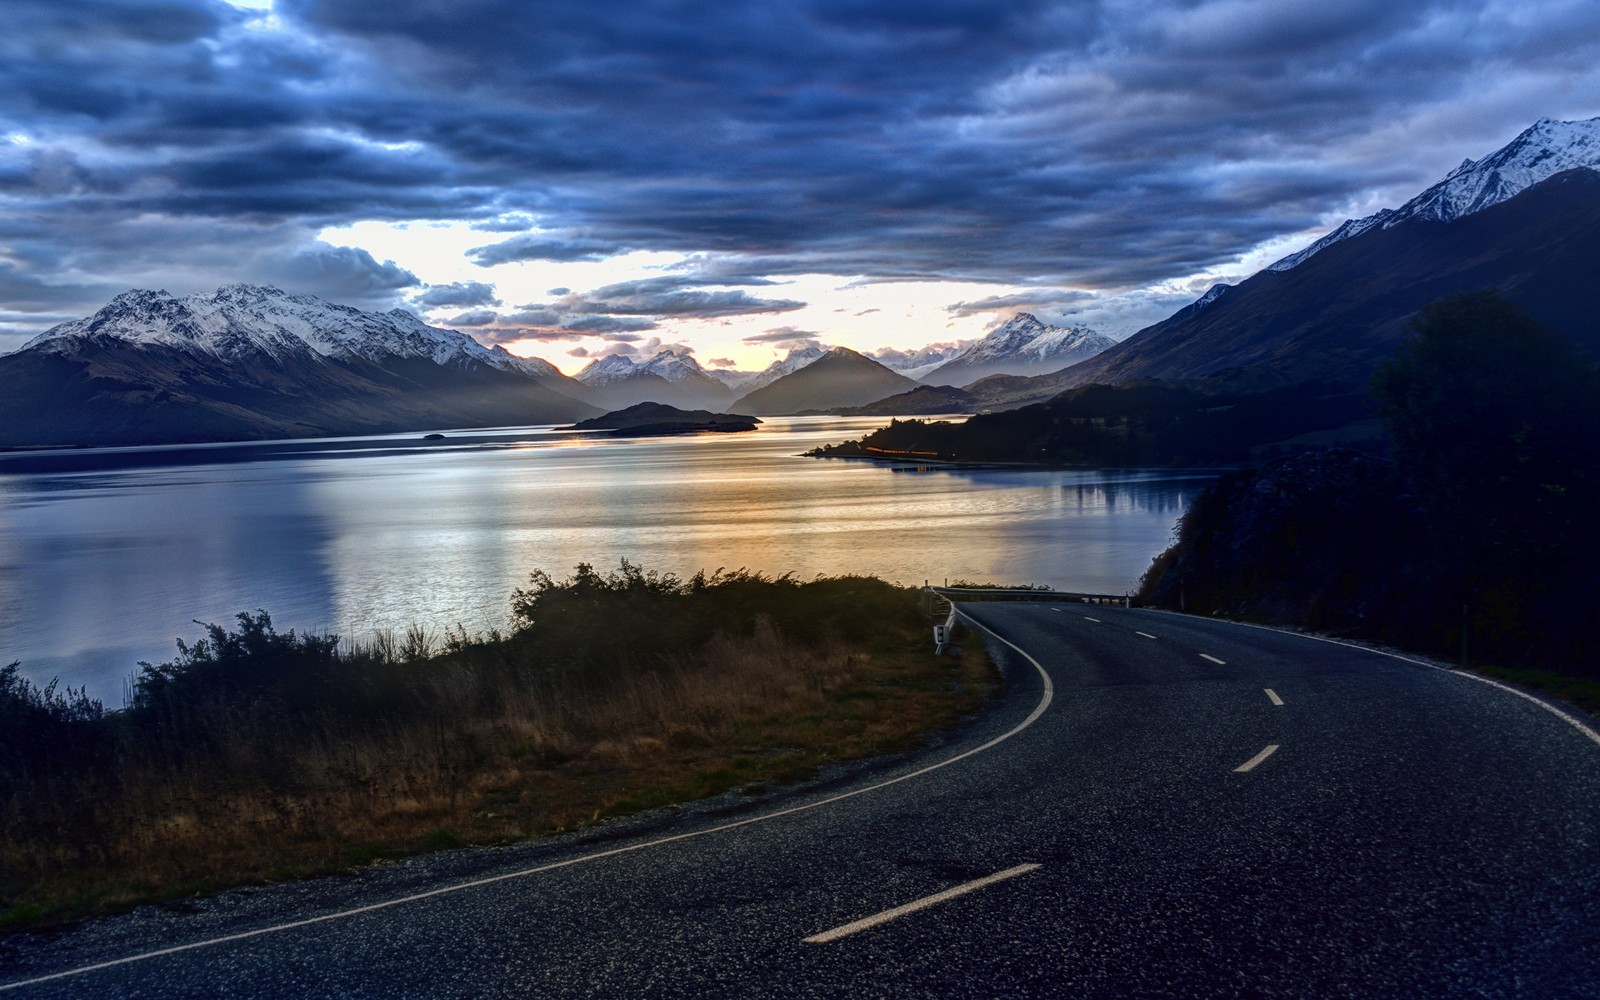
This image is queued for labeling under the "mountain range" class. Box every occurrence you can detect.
[0,284,600,447]
[919,314,1116,384]
[574,350,735,411]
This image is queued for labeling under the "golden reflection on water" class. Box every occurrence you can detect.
[1,417,1214,702]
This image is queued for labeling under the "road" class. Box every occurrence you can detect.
[4,603,1599,997]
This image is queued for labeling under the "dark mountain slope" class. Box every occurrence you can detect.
[980,168,1600,405]
[0,285,602,448]
[731,347,918,415]
[0,339,597,449]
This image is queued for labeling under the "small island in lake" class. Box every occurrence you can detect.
[566,401,762,437]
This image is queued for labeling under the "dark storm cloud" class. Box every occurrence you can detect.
[3,0,1600,340]
[468,233,631,265]
[444,308,497,327]
[743,326,825,353]
[0,263,122,351]
[483,326,585,343]
[742,327,822,345]
[414,281,501,309]
[559,316,660,334]
[596,336,697,358]
[501,307,562,326]
[555,276,806,318]
[276,243,420,297]
[946,289,1097,318]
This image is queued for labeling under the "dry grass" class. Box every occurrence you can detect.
[2,596,996,928]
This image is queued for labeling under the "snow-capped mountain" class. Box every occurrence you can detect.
[574,353,641,386]
[637,350,733,396]
[21,283,522,371]
[575,350,735,410]
[1183,283,1232,315]
[490,348,570,382]
[0,284,599,447]
[1269,116,1600,272]
[577,349,723,386]
[728,345,827,394]
[867,343,968,373]
[921,313,1116,385]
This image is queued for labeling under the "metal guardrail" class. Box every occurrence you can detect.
[931,586,1131,606]
[926,585,1130,652]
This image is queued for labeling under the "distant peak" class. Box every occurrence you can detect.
[108,287,177,304]
[993,312,1044,331]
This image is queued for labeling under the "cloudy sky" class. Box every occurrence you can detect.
[3,0,1597,372]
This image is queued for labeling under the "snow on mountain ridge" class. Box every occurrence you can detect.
[639,350,717,383]
[928,313,1114,376]
[745,345,827,391]
[1019,323,1115,362]
[1269,116,1600,272]
[18,284,524,373]
[575,354,638,385]
[577,350,721,387]
[867,343,967,371]
[960,313,1049,362]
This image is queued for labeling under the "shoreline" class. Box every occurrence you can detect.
[1,572,999,930]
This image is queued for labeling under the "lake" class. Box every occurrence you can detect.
[0,417,1215,705]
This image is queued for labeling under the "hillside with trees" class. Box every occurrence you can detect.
[809,379,1377,466]
[1137,292,1600,675]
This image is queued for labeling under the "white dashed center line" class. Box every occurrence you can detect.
[1135,631,1157,639]
[804,864,1042,944]
[1083,617,1101,623]
[1234,745,1280,773]
[1200,653,1226,665]
[1264,688,1284,706]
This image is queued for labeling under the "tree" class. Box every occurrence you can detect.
[1371,290,1600,665]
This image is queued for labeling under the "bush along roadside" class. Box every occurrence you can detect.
[1,565,997,929]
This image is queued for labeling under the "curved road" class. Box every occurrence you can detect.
[5,603,1599,996]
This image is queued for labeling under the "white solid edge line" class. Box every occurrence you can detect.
[804,863,1042,944]
[1,608,1056,994]
[1200,653,1226,665]
[1235,744,1280,773]
[1142,609,1600,749]
[1265,688,1284,706]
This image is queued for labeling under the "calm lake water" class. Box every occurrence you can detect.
[0,416,1214,704]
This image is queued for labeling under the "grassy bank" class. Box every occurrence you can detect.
[1,565,996,929]
[1468,665,1600,719]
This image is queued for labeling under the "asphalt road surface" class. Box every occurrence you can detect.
[5,603,1599,997]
